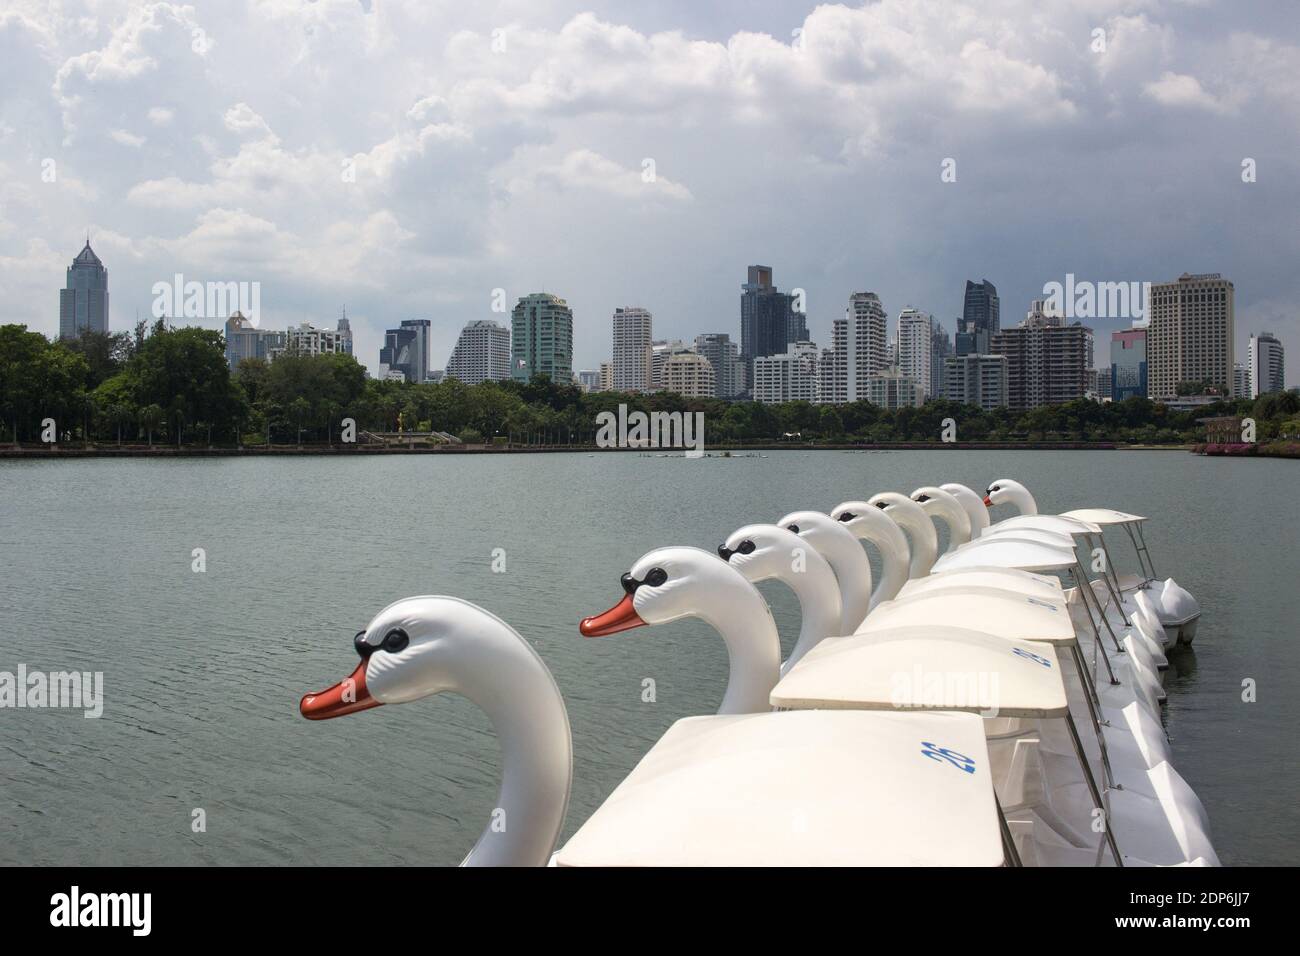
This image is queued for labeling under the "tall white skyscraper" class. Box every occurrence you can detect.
[612,307,653,392]
[754,341,820,404]
[896,308,935,399]
[1248,332,1285,398]
[1147,273,1234,401]
[824,292,887,404]
[1233,363,1252,399]
[446,319,511,384]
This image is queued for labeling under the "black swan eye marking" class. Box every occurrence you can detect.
[624,568,669,590]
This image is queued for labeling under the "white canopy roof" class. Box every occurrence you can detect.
[555,710,1004,866]
[861,589,1075,645]
[977,526,1078,548]
[933,537,1077,573]
[771,625,1068,718]
[988,514,1103,535]
[899,568,1063,603]
[1060,508,1147,526]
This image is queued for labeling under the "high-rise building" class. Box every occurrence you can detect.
[273,320,353,360]
[955,279,999,356]
[1147,273,1234,401]
[931,322,952,400]
[1233,363,1251,399]
[896,308,934,399]
[59,240,109,339]
[661,352,717,398]
[740,266,803,367]
[379,319,432,382]
[866,366,923,409]
[336,310,353,355]
[576,369,601,392]
[224,311,285,369]
[1248,332,1285,398]
[991,300,1092,411]
[598,362,613,391]
[823,292,888,404]
[944,354,1009,410]
[694,333,743,398]
[650,340,693,390]
[753,341,820,404]
[446,319,511,384]
[611,307,653,392]
[1110,324,1148,401]
[1092,367,1113,401]
[511,293,573,383]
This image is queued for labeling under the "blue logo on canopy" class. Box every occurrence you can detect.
[921,742,976,774]
[1012,646,1052,668]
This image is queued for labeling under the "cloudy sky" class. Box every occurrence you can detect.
[1,0,1297,380]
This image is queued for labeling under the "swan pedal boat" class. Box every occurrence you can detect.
[298,477,1212,867]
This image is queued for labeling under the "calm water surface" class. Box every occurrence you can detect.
[0,450,1295,865]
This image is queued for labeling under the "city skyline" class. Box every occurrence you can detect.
[38,234,1290,408]
[1,2,1296,380]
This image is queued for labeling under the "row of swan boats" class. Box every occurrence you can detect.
[300,477,1213,866]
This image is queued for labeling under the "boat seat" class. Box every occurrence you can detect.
[1116,573,1147,592]
[988,735,1043,811]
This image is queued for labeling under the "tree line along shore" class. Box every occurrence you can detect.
[3,321,1298,453]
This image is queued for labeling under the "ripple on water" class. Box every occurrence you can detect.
[0,451,1294,865]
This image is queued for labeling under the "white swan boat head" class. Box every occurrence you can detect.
[580,546,781,714]
[300,596,573,866]
[866,492,938,578]
[777,509,873,633]
[718,523,843,672]
[911,485,972,553]
[984,478,1037,513]
[829,499,911,610]
[940,483,991,538]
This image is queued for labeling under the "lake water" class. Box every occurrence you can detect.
[0,450,1295,865]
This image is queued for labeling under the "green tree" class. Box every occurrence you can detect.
[102,402,134,447]
[60,329,134,389]
[139,404,164,447]
[290,397,312,445]
[124,324,245,443]
[0,325,89,444]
